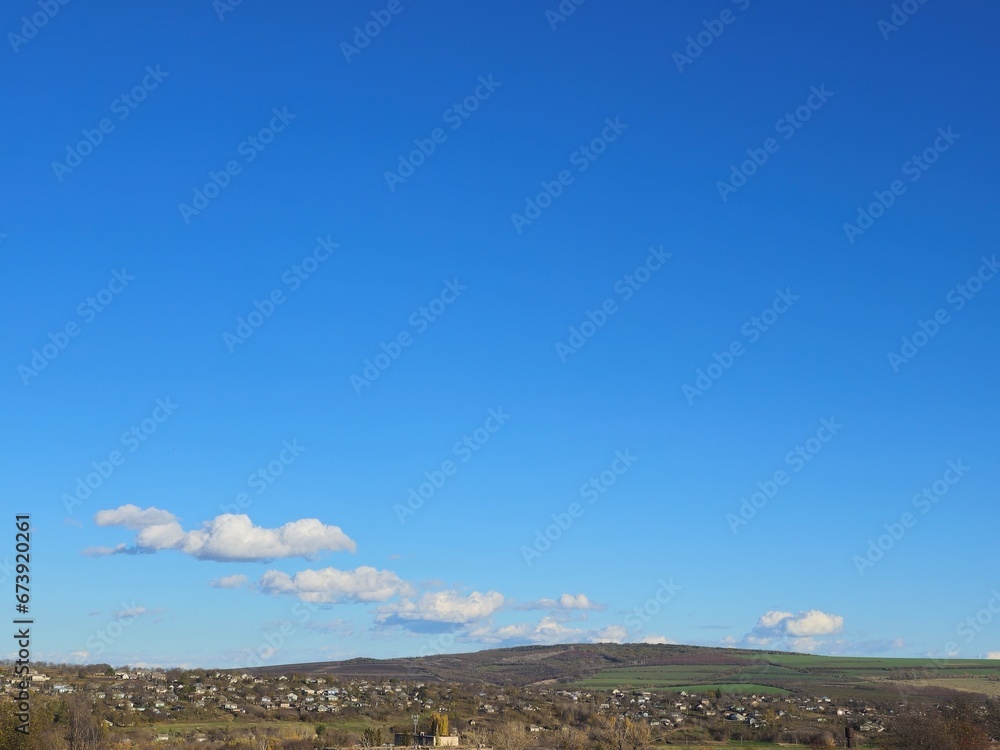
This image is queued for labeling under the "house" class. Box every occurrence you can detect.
[394,733,459,747]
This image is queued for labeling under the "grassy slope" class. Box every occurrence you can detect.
[237,642,1000,700]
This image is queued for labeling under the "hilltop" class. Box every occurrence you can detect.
[235,642,1000,700]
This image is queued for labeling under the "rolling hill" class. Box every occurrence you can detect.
[235,642,1000,700]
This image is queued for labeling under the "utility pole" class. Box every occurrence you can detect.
[412,714,419,749]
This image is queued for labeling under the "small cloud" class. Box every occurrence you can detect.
[92,505,356,562]
[260,566,410,604]
[987,651,1000,660]
[790,636,820,653]
[592,625,628,643]
[82,544,147,557]
[738,609,845,651]
[209,574,247,589]
[377,590,504,626]
[636,635,675,645]
[750,609,844,641]
[114,605,147,618]
[465,616,586,645]
[95,504,177,529]
[519,593,605,612]
[64,517,83,528]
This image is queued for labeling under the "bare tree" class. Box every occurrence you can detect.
[491,721,529,750]
[360,727,384,748]
[66,698,108,750]
[623,718,651,750]
[463,726,490,749]
[557,727,587,750]
[591,714,626,750]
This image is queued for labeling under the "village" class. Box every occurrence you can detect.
[1,663,898,747]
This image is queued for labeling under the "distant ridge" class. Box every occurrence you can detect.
[225,642,1000,701]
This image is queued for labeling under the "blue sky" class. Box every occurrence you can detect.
[3,0,999,669]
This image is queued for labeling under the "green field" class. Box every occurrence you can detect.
[570,651,1000,698]
[664,683,792,695]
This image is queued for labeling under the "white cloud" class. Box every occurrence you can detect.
[737,609,860,653]
[377,590,504,624]
[789,636,820,653]
[114,605,147,618]
[95,504,177,529]
[750,609,844,641]
[521,593,605,611]
[592,625,628,643]
[82,544,130,557]
[209,574,247,589]
[783,610,844,636]
[92,506,356,562]
[465,616,584,645]
[757,610,794,629]
[987,651,1000,660]
[636,635,675,645]
[260,566,410,603]
[456,617,671,648]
